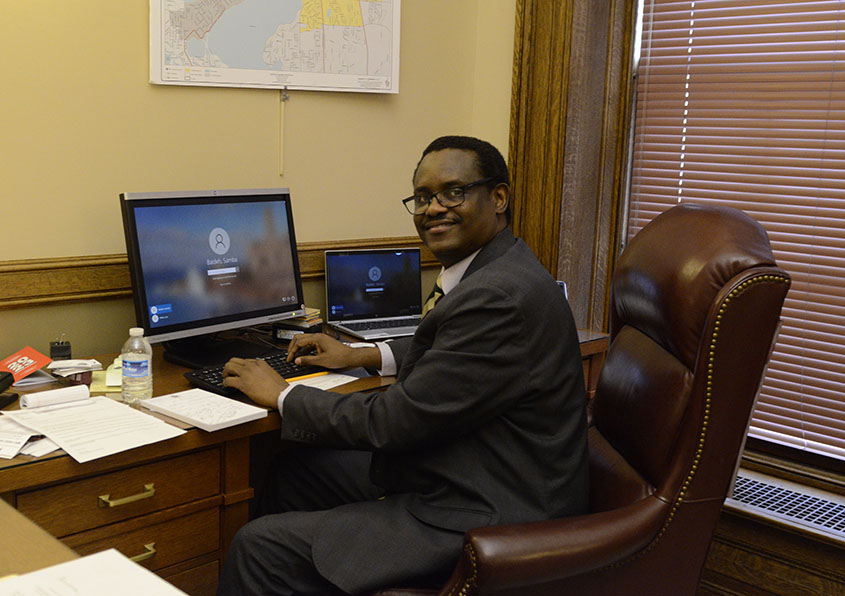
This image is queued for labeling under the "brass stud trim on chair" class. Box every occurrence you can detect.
[654,273,790,537]
[448,543,478,596]
[607,272,790,568]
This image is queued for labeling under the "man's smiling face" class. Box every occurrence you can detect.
[412,148,508,268]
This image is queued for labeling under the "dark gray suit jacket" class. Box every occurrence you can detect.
[281,229,588,593]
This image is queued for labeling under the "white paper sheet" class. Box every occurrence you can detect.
[19,436,60,458]
[2,396,185,463]
[0,416,35,459]
[288,372,359,390]
[0,548,188,595]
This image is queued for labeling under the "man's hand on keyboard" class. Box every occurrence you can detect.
[288,333,381,370]
[222,357,288,408]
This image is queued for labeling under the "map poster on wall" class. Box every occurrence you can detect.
[150,0,400,93]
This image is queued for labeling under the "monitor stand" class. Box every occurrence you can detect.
[162,335,275,370]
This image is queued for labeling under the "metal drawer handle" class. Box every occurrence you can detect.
[129,542,157,563]
[98,483,156,508]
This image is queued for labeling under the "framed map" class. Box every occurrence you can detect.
[150,0,400,93]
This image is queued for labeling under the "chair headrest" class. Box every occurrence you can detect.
[612,203,776,368]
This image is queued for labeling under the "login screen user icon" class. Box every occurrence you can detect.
[209,228,231,255]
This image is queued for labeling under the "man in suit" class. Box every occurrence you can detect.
[218,136,588,595]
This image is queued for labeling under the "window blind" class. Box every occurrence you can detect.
[630,0,845,461]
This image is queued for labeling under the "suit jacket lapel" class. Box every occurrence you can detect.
[461,228,518,281]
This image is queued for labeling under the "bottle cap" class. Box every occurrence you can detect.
[129,327,144,337]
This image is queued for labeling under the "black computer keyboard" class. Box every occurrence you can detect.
[183,350,327,397]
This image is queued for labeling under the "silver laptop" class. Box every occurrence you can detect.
[324,248,422,340]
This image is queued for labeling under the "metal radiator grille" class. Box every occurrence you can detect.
[727,471,845,542]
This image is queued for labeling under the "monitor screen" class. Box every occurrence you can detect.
[120,188,305,367]
[325,248,422,322]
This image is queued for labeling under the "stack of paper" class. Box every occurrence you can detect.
[0,416,35,459]
[141,389,267,432]
[47,359,102,378]
[0,386,185,463]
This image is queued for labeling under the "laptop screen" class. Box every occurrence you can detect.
[325,248,422,322]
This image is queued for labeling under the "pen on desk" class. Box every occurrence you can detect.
[286,371,329,382]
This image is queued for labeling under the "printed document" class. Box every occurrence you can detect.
[0,548,187,595]
[0,416,34,459]
[2,396,185,463]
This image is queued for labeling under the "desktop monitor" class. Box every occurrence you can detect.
[120,188,305,368]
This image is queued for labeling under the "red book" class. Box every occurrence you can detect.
[0,346,53,382]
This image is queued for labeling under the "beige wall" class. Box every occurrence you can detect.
[0,1,515,358]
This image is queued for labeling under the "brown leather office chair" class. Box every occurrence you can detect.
[371,203,790,596]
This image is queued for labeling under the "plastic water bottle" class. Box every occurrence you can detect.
[121,327,153,405]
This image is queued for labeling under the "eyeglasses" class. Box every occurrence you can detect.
[402,177,495,215]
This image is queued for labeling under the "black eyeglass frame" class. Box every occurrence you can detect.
[401,177,495,215]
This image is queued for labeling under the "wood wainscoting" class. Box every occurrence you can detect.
[0,237,438,310]
[700,508,845,596]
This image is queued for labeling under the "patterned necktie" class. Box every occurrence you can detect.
[421,274,444,318]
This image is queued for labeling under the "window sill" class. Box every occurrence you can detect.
[742,440,845,497]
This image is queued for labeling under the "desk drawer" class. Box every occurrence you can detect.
[66,507,219,572]
[164,560,219,596]
[17,449,220,537]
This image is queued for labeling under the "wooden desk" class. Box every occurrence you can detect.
[0,499,77,578]
[0,349,390,596]
[0,332,607,595]
[1,350,266,595]
[577,329,609,402]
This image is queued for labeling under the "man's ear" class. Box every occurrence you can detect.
[492,183,510,215]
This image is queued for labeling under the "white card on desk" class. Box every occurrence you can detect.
[288,372,358,390]
[141,388,268,432]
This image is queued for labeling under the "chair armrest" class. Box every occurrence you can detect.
[441,497,668,594]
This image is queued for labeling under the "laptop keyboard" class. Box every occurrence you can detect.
[342,319,418,331]
[184,350,327,397]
